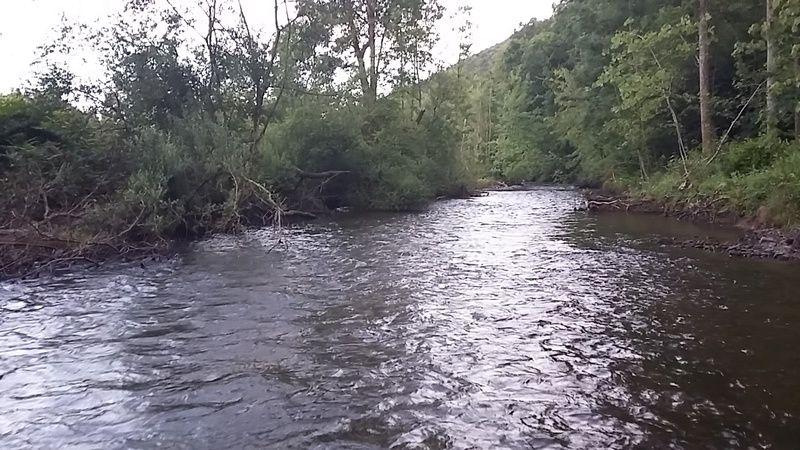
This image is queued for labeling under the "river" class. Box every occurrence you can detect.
[1,188,799,449]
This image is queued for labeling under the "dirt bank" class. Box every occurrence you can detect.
[581,191,800,262]
[0,228,169,280]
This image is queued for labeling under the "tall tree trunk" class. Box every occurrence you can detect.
[766,0,778,130]
[796,105,800,139]
[796,57,800,139]
[366,0,378,101]
[698,0,716,154]
[343,0,374,104]
[205,1,220,116]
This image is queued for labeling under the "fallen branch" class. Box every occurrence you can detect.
[295,169,350,180]
[0,240,63,250]
[282,210,317,220]
[0,226,167,279]
[20,256,101,279]
[705,81,765,167]
[117,202,147,239]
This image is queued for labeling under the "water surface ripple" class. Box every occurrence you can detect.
[2,189,799,449]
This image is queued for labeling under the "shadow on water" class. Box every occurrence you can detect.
[564,210,800,448]
[1,188,800,449]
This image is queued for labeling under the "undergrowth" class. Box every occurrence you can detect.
[629,137,800,227]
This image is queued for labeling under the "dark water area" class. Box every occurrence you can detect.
[2,188,799,449]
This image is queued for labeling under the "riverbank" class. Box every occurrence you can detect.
[583,191,800,261]
[0,207,326,280]
[0,228,171,279]
[7,185,799,280]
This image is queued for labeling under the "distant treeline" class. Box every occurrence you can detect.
[461,0,800,226]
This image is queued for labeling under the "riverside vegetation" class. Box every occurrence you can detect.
[2,0,800,276]
[478,0,800,229]
[0,0,477,276]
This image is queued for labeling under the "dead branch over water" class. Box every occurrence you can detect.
[0,227,169,280]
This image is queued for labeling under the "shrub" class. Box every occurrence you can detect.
[721,136,790,176]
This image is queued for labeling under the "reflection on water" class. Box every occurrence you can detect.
[1,189,800,449]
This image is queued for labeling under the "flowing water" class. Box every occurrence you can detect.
[2,188,800,449]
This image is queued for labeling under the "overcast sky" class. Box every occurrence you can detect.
[0,0,554,93]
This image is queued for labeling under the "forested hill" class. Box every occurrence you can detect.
[457,19,537,78]
[454,0,800,227]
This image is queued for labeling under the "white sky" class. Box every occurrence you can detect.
[0,0,554,94]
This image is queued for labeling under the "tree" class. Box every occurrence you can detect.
[766,0,778,129]
[772,0,800,138]
[598,16,696,178]
[750,0,800,136]
[699,0,717,153]
[296,0,443,104]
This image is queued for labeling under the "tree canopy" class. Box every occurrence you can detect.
[456,0,800,225]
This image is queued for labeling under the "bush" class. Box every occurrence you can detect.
[722,136,790,176]
[0,79,477,249]
[636,138,800,227]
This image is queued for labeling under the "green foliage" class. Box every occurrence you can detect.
[447,0,800,225]
[0,0,481,248]
[722,136,790,174]
[6,0,800,252]
[635,139,800,227]
[0,94,27,122]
